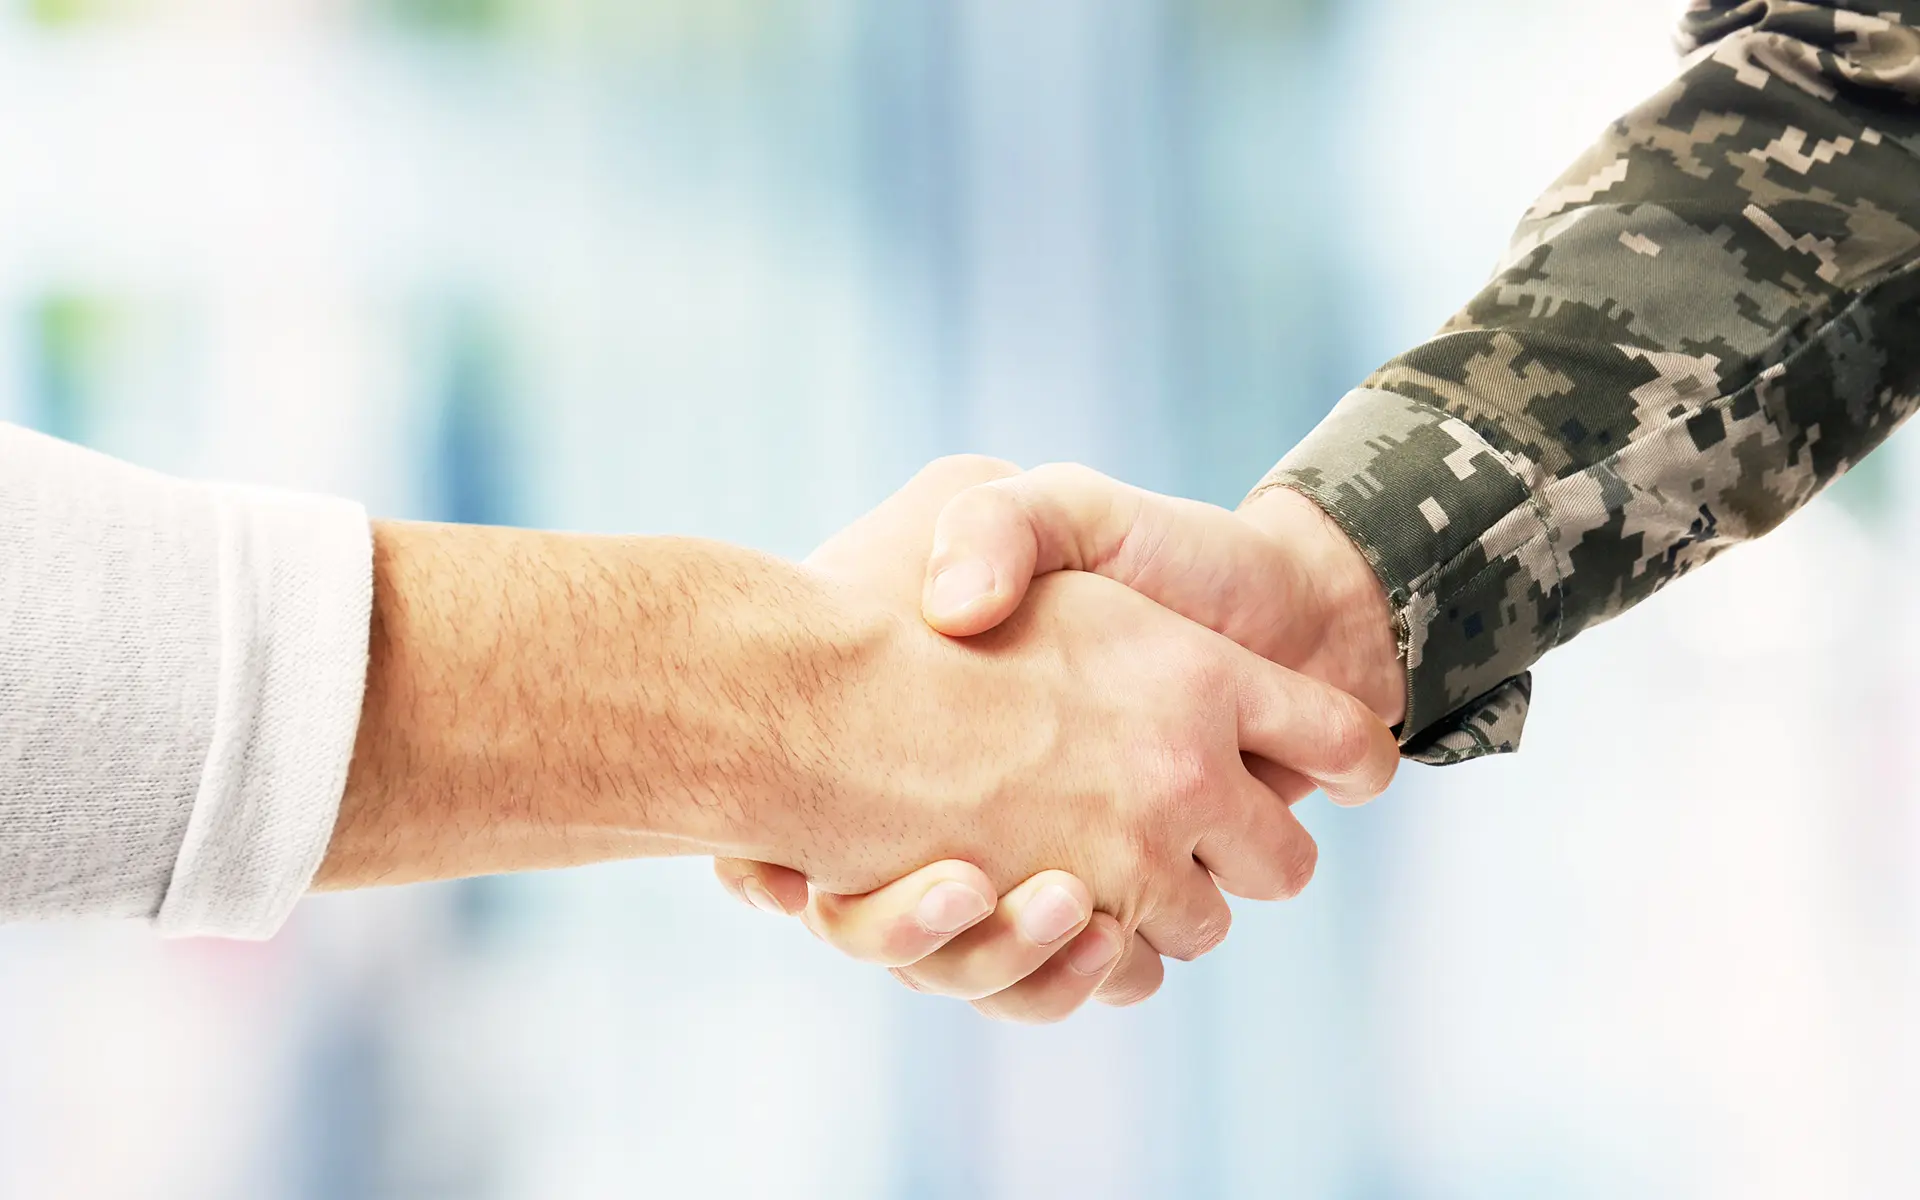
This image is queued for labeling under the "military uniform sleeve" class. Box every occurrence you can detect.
[1249,0,1920,764]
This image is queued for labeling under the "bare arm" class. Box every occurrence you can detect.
[315,509,1397,958]
[320,522,895,889]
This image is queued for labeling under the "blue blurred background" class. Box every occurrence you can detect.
[5,1,1920,1196]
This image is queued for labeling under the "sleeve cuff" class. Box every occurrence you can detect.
[155,485,373,939]
[1250,387,1563,764]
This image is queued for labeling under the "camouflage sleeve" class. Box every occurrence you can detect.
[1248,0,1920,765]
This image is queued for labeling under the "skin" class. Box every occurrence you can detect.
[719,459,1403,1022]
[923,466,1404,723]
[315,462,1398,979]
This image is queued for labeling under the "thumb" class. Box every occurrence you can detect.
[714,857,812,916]
[920,464,1145,637]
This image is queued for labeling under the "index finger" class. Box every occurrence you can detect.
[1235,655,1400,806]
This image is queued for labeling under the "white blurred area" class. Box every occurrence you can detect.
[4,1,1918,1197]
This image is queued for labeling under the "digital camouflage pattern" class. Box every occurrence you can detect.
[1249,0,1920,764]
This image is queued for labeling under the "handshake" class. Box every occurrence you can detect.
[323,455,1405,1023]
[713,455,1405,1023]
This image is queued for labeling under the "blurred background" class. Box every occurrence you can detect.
[3,0,1918,1196]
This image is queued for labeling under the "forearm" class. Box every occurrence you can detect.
[1261,1,1920,762]
[316,521,893,891]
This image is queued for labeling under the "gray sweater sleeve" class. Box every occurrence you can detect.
[0,423,372,938]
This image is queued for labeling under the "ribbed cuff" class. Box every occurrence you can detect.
[156,485,373,939]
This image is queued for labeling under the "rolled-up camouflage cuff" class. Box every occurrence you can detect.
[1249,387,1562,765]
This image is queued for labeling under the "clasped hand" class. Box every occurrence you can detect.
[715,456,1404,1023]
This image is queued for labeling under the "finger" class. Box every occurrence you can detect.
[714,858,810,916]
[1194,772,1320,902]
[889,870,1093,1000]
[968,913,1126,1025]
[1235,658,1400,806]
[1245,755,1317,807]
[808,454,1021,587]
[921,464,1146,636]
[1136,860,1234,963]
[802,861,997,968]
[1094,933,1165,1008]
[921,465,1311,652]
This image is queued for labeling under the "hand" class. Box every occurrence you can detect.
[716,457,1399,1021]
[316,455,1390,997]
[919,463,1404,725]
[719,461,1154,1019]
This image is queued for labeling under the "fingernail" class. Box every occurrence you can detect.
[742,878,787,917]
[916,881,992,935]
[1018,884,1087,946]
[927,559,997,618]
[1067,928,1120,975]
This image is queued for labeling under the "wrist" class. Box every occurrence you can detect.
[744,576,1001,892]
[1238,486,1405,728]
[703,576,935,878]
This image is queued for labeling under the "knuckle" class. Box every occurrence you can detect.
[1143,731,1237,823]
[1320,696,1384,784]
[896,947,1019,1002]
[891,959,968,998]
[1099,968,1163,1009]
[1234,864,1294,904]
[1111,791,1174,883]
[930,452,1020,477]
[1102,984,1155,1009]
[1274,834,1319,901]
[1180,645,1235,696]
[921,454,1021,493]
[875,918,939,967]
[807,892,850,929]
[1164,904,1232,963]
[1177,662,1242,736]
[1157,745,1216,816]
[1193,906,1233,959]
[1025,461,1103,494]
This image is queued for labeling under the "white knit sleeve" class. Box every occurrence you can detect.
[0,423,372,939]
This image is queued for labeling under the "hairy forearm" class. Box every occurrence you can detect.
[313,520,890,891]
